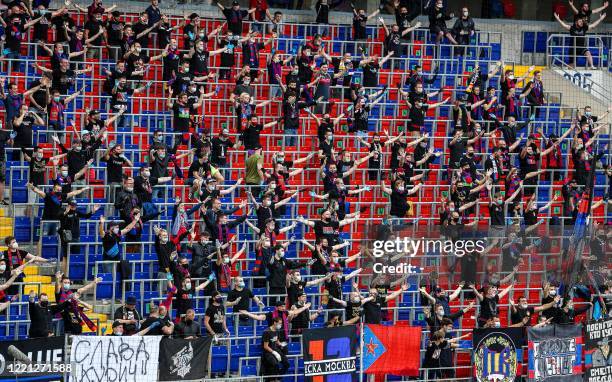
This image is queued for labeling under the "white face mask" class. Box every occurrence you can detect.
[275,323,282,330]
[463,11,468,16]
[294,274,301,281]
[61,170,68,177]
[185,283,192,290]
[436,309,444,316]
[160,236,168,244]
[224,257,230,264]
[0,265,6,272]
[143,170,150,177]
[520,303,528,309]
[493,322,501,328]
[63,282,71,290]
[549,290,557,296]
[10,242,18,250]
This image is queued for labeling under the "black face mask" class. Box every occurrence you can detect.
[185,318,193,324]
[40,301,49,308]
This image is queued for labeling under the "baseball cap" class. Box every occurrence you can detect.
[126,295,137,305]
[67,198,78,206]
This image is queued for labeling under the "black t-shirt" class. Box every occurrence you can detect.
[205,303,225,334]
[111,86,135,110]
[227,288,254,312]
[42,191,62,220]
[241,123,263,150]
[84,19,104,46]
[489,202,504,226]
[353,105,370,132]
[211,137,234,165]
[102,154,127,183]
[33,13,52,41]
[132,21,151,48]
[423,340,449,368]
[449,137,467,167]
[510,306,535,325]
[113,306,141,334]
[51,69,75,94]
[345,301,363,321]
[353,14,367,39]
[13,115,35,149]
[363,296,386,324]
[140,316,163,335]
[313,220,340,245]
[479,295,499,320]
[325,276,345,300]
[262,328,282,352]
[29,80,50,109]
[172,102,194,132]
[362,62,379,88]
[29,157,47,186]
[102,232,121,259]
[287,281,307,306]
[105,19,124,45]
[223,8,248,34]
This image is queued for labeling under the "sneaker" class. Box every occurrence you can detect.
[0,199,9,205]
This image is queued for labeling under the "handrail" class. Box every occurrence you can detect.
[549,56,612,105]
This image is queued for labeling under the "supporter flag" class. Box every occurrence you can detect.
[158,336,213,381]
[472,327,525,382]
[0,336,65,379]
[584,317,612,382]
[362,324,421,376]
[527,324,583,382]
[302,325,358,382]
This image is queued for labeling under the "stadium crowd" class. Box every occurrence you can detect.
[0,0,611,379]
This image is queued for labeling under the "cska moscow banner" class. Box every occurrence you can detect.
[302,325,358,382]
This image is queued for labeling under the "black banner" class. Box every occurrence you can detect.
[585,318,612,382]
[302,325,357,382]
[0,336,65,378]
[472,327,525,382]
[158,336,213,381]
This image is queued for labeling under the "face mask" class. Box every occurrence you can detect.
[436,309,444,316]
[497,200,503,206]
[158,152,166,159]
[181,263,189,269]
[215,296,223,303]
[291,69,298,75]
[275,323,282,330]
[263,200,271,207]
[63,282,71,290]
[0,265,5,272]
[520,304,528,309]
[112,227,120,235]
[463,11,469,16]
[36,152,43,160]
[238,281,245,288]
[61,170,68,177]
[277,251,284,258]
[185,283,192,290]
[224,257,230,264]
[294,274,301,281]
[125,187,133,192]
[398,186,405,192]
[10,242,18,250]
[40,300,49,307]
[585,111,592,117]
[143,170,150,177]
[160,236,168,244]
[74,146,82,152]
[270,184,277,190]
[53,96,61,102]
[549,290,557,296]
[352,297,360,303]
[493,322,501,328]
[508,75,515,80]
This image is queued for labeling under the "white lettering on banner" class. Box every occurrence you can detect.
[70,336,161,382]
[304,356,356,376]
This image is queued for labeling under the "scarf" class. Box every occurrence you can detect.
[217,223,229,243]
[220,262,232,289]
[272,308,289,339]
[70,298,97,331]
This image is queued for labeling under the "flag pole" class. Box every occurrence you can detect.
[360,319,364,382]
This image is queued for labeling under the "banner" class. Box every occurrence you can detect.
[158,336,213,381]
[585,317,612,382]
[528,324,583,382]
[363,324,421,376]
[472,327,525,382]
[0,336,65,379]
[70,335,161,382]
[302,325,358,381]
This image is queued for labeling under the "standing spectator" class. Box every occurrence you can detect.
[113,296,142,335]
[351,5,380,40]
[59,199,100,274]
[260,317,290,379]
[175,309,201,338]
[522,70,545,119]
[363,283,408,324]
[568,0,609,23]
[205,290,231,337]
[452,7,475,56]
[28,291,69,338]
[554,12,606,69]
[217,1,256,35]
[427,0,458,46]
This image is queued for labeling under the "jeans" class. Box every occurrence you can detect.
[356,130,369,149]
[284,128,297,147]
